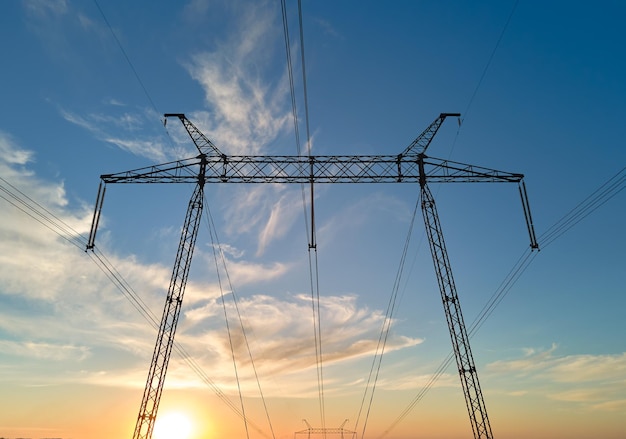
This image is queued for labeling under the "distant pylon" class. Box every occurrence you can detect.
[295,419,357,439]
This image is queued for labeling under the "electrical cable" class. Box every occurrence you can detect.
[538,166,626,249]
[297,0,313,159]
[92,0,179,151]
[280,0,304,159]
[296,0,327,429]
[447,0,520,158]
[280,0,314,270]
[0,177,87,250]
[462,0,519,123]
[209,211,252,439]
[204,194,277,439]
[281,0,326,430]
[92,0,160,120]
[355,195,421,439]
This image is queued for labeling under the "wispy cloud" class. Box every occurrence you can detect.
[215,183,306,257]
[161,0,305,255]
[313,17,342,39]
[60,106,190,162]
[0,340,90,361]
[316,190,413,249]
[176,292,423,396]
[182,0,290,155]
[0,132,33,165]
[23,0,68,18]
[488,345,626,411]
[255,190,305,256]
[103,136,168,162]
[0,138,424,397]
[22,0,113,66]
[0,137,165,380]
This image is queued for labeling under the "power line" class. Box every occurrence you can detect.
[280,0,304,158]
[355,195,421,439]
[92,0,178,151]
[538,166,626,249]
[297,0,313,158]
[211,213,252,439]
[447,0,520,159]
[92,0,161,119]
[204,195,277,439]
[294,1,327,430]
[462,0,520,123]
[281,0,326,429]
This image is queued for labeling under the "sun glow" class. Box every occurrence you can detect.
[153,411,193,439]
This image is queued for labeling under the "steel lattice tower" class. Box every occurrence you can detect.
[87,113,538,439]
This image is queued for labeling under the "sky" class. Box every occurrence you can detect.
[1,1,625,439]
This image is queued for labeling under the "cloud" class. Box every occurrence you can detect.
[61,107,184,162]
[589,399,626,412]
[173,292,423,396]
[548,352,626,383]
[0,132,33,165]
[224,259,289,286]
[488,345,626,411]
[313,17,342,39]
[103,136,169,162]
[255,189,304,256]
[0,340,90,361]
[168,0,306,255]
[215,184,305,256]
[316,190,413,249]
[181,0,211,23]
[488,343,559,375]
[0,137,169,382]
[489,344,626,383]
[182,1,290,155]
[0,136,424,398]
[22,0,111,64]
[23,0,68,17]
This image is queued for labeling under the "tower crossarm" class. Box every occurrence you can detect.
[100,157,202,184]
[295,427,357,435]
[421,156,524,183]
[98,155,524,185]
[91,153,537,250]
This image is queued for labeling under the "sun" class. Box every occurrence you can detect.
[153,411,193,439]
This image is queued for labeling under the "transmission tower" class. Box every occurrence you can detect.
[87,112,538,439]
[295,419,357,439]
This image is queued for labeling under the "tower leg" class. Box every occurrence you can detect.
[132,182,204,439]
[420,182,493,439]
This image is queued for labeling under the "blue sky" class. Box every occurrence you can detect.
[1,1,625,438]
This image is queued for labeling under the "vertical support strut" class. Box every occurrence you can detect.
[518,180,539,250]
[86,180,106,250]
[132,156,207,439]
[418,158,493,439]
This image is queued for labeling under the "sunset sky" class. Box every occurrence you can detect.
[1,1,625,439]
